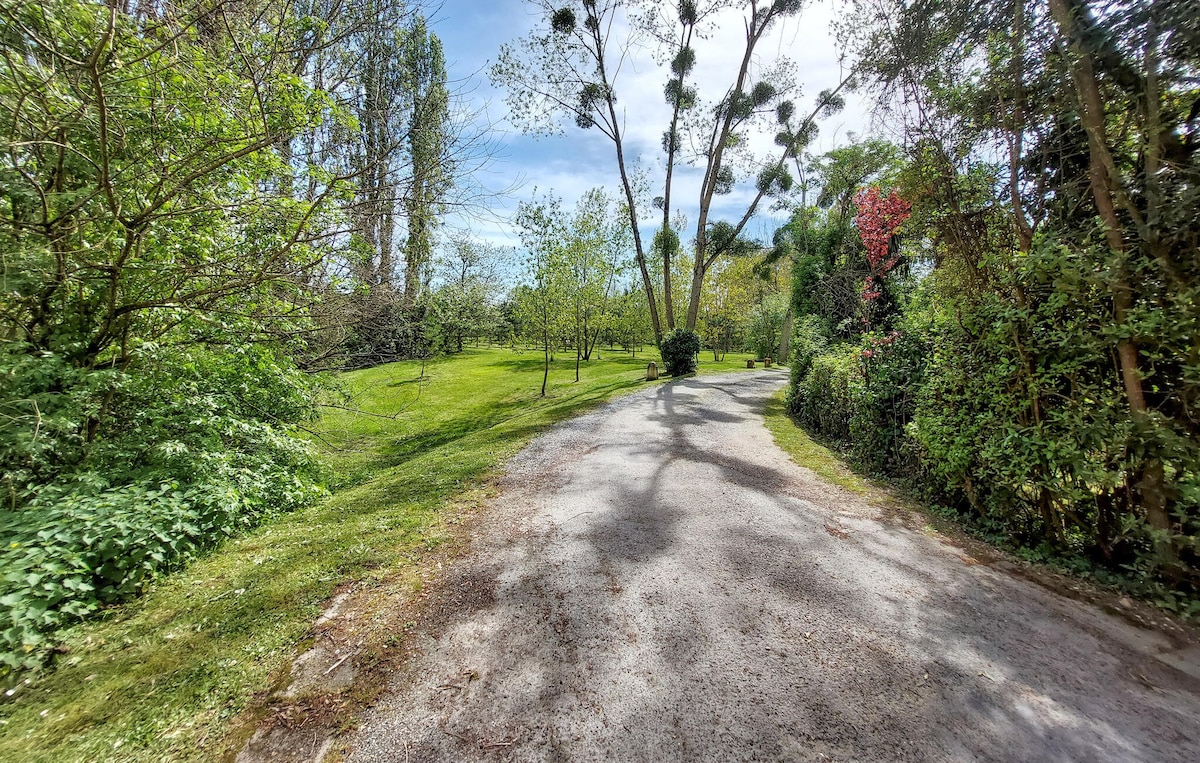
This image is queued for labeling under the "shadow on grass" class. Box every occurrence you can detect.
[376,378,645,469]
[489,354,653,372]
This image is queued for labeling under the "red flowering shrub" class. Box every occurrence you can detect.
[853,187,911,320]
[861,330,902,359]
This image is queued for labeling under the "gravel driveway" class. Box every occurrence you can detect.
[346,369,1200,762]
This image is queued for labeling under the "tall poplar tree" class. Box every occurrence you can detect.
[401,15,451,304]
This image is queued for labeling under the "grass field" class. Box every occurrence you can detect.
[0,347,757,762]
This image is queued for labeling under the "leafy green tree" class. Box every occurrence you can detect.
[515,191,628,389]
[745,292,789,360]
[767,139,902,350]
[697,254,778,360]
[607,285,653,355]
[798,0,1200,594]
[515,199,573,395]
[0,0,338,668]
[0,0,339,370]
[564,189,628,377]
[400,14,452,305]
[300,4,462,367]
[425,236,503,352]
[345,0,410,292]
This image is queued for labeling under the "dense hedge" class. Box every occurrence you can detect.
[787,247,1200,614]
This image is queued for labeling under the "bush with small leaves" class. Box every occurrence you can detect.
[660,328,701,376]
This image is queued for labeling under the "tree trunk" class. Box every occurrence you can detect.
[1048,0,1173,552]
[659,20,697,332]
[582,17,662,345]
[777,305,794,362]
[684,260,706,331]
[586,326,600,361]
[685,11,767,332]
[541,333,550,397]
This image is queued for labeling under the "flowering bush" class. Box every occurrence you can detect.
[854,187,911,323]
[860,330,903,359]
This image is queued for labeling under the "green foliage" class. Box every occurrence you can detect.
[786,237,1200,606]
[908,243,1199,574]
[401,14,453,302]
[750,81,778,106]
[0,345,323,672]
[852,329,925,476]
[0,0,338,370]
[745,293,788,360]
[791,344,859,443]
[551,7,577,34]
[671,46,696,76]
[713,165,736,195]
[330,298,431,370]
[514,189,629,388]
[426,281,500,353]
[0,0,337,672]
[607,287,655,353]
[653,227,681,263]
[757,164,794,195]
[660,328,701,376]
[763,389,871,496]
[424,237,504,354]
[785,315,829,387]
[829,0,1200,604]
[663,79,697,111]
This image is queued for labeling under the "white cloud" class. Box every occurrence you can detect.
[434,0,874,249]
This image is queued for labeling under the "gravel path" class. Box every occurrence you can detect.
[346,370,1200,762]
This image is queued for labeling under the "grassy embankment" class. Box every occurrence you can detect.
[0,347,755,762]
[761,388,873,495]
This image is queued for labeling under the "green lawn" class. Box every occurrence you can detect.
[761,388,872,495]
[0,347,756,762]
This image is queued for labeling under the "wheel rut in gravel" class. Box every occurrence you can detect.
[346,369,1200,762]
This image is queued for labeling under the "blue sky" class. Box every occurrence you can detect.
[427,0,876,251]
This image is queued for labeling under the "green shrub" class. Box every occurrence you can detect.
[0,343,325,672]
[906,252,1184,563]
[784,239,1200,607]
[786,315,829,415]
[787,326,926,477]
[850,328,927,475]
[660,328,701,376]
[792,344,860,443]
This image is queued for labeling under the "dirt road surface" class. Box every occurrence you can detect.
[346,370,1200,762]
